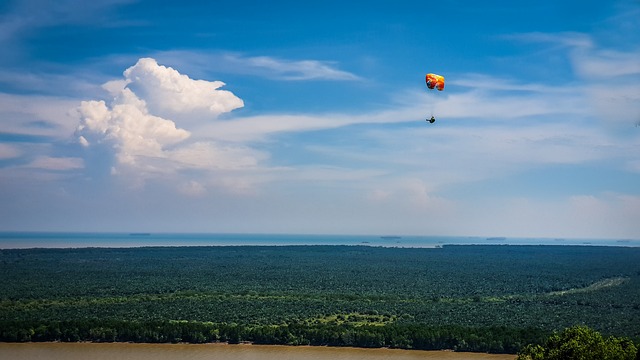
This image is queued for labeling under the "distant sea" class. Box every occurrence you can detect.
[0,232,638,249]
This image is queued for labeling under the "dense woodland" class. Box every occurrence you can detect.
[1,244,639,354]
[517,326,638,360]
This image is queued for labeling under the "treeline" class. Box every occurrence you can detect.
[517,326,638,360]
[0,319,548,353]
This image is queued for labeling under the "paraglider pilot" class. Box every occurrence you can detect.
[425,73,444,124]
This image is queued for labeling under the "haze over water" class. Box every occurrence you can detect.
[0,232,638,249]
[0,232,640,249]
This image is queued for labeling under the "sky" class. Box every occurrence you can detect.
[0,0,639,239]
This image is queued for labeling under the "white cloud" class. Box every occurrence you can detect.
[0,143,21,159]
[101,79,129,96]
[585,83,640,126]
[237,55,361,81]
[25,156,84,171]
[151,50,361,81]
[0,93,79,137]
[178,180,207,197]
[573,49,640,78]
[627,160,640,173]
[77,88,191,169]
[192,82,589,143]
[573,48,640,125]
[123,58,244,119]
[76,58,259,187]
[168,142,265,170]
[284,106,637,217]
[503,31,640,126]
[502,31,593,49]
[77,135,89,147]
[0,69,103,97]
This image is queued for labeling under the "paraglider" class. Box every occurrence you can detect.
[426,73,445,91]
[425,73,444,123]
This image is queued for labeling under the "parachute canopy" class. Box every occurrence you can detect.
[426,73,445,91]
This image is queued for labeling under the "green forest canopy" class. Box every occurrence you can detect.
[1,245,639,354]
[517,326,638,360]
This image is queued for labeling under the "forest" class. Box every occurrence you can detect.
[1,244,639,354]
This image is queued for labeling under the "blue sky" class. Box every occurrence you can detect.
[0,0,639,238]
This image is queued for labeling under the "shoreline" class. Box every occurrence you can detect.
[0,340,516,353]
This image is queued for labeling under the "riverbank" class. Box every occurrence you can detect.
[0,342,517,360]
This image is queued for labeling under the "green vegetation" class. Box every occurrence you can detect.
[517,326,638,360]
[1,245,639,354]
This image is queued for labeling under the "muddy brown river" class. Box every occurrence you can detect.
[0,343,517,360]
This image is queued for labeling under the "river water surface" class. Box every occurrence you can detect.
[0,343,517,360]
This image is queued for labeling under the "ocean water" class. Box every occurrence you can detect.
[0,232,638,249]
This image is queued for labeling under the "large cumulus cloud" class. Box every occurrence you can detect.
[76,58,261,187]
[122,57,244,119]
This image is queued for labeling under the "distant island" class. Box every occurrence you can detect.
[380,235,402,239]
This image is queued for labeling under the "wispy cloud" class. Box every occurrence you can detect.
[233,55,362,81]
[0,0,135,30]
[0,93,79,137]
[193,80,589,143]
[0,143,21,159]
[573,49,640,77]
[0,0,136,52]
[152,50,361,81]
[571,49,640,126]
[501,31,593,49]
[502,30,640,126]
[24,156,84,171]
